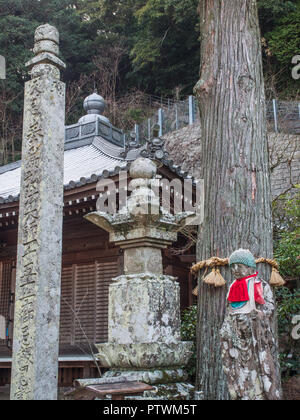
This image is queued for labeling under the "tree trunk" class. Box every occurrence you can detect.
[194,0,279,400]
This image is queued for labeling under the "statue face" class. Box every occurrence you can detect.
[231,263,256,279]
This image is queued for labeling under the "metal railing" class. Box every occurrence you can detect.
[132,96,300,139]
[267,100,300,134]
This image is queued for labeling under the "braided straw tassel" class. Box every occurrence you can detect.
[214,268,226,287]
[191,256,286,296]
[269,267,286,287]
[203,268,217,285]
[192,285,198,296]
[256,257,286,287]
[202,268,226,287]
[191,257,228,289]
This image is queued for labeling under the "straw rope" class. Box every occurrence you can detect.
[191,256,279,274]
[191,255,285,290]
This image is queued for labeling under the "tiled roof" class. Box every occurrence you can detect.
[0,137,130,203]
[0,107,194,204]
[0,140,192,206]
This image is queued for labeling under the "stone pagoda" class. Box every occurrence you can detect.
[85,155,196,399]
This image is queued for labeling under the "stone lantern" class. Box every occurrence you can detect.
[85,157,196,399]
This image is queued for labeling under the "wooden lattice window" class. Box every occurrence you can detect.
[59,259,121,347]
[0,258,120,350]
[0,260,15,347]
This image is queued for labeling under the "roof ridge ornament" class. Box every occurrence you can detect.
[121,124,169,163]
[78,91,110,124]
[83,92,106,116]
[120,131,140,159]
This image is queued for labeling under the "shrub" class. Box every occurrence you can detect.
[273,186,300,378]
[181,305,197,383]
[276,287,300,378]
[273,186,300,282]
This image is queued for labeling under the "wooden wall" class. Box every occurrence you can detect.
[0,214,192,358]
[0,213,193,386]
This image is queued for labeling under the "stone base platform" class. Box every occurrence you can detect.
[102,369,197,400]
[95,341,196,399]
[96,342,194,369]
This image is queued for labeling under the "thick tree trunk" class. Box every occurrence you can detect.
[194,0,279,400]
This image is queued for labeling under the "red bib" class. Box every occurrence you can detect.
[228,272,258,303]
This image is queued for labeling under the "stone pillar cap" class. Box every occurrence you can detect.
[26,23,66,71]
[34,24,59,44]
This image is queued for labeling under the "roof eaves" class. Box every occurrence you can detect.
[0,154,196,205]
[0,160,21,175]
[0,162,132,204]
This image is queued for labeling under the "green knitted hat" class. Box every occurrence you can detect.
[229,249,256,269]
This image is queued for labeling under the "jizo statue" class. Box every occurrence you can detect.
[220,249,281,400]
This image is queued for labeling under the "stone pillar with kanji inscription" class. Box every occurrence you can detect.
[10,24,66,400]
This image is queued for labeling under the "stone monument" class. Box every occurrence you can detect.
[220,249,281,400]
[10,24,66,400]
[85,157,196,399]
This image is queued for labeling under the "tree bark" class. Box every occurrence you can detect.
[194,0,279,400]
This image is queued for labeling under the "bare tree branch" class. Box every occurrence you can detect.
[62,293,102,379]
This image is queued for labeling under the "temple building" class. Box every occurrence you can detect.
[0,92,195,387]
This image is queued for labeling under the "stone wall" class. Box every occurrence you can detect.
[163,123,300,200]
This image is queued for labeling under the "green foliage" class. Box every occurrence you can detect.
[1,0,298,102]
[266,6,300,64]
[259,0,300,97]
[276,287,300,330]
[273,187,300,281]
[1,0,299,164]
[0,0,96,115]
[130,0,200,96]
[181,304,197,342]
[258,0,297,29]
[276,287,300,377]
[0,0,98,163]
[0,0,97,88]
[181,305,197,382]
[77,0,144,95]
[125,108,148,124]
[273,186,300,377]
[79,0,200,96]
[77,0,300,97]
[275,231,300,280]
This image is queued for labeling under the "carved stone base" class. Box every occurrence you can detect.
[95,341,196,399]
[95,341,194,369]
[107,274,182,344]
